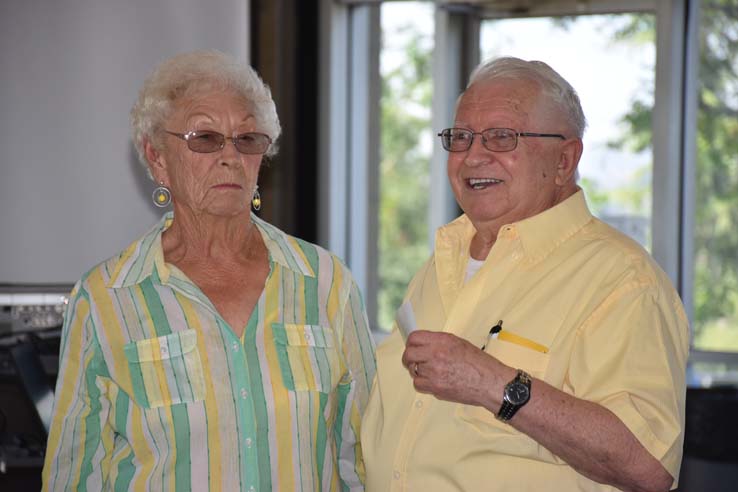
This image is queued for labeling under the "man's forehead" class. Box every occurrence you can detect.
[457,93,526,111]
[462,78,537,104]
[455,79,541,121]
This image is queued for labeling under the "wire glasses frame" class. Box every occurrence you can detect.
[165,130,272,155]
[437,127,566,153]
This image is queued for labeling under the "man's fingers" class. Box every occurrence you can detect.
[405,330,428,346]
[402,345,436,371]
[401,348,420,370]
[407,330,464,348]
[401,352,410,369]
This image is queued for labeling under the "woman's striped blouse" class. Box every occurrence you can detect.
[42,212,377,491]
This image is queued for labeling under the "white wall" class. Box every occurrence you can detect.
[0,0,250,283]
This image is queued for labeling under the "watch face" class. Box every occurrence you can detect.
[505,381,530,405]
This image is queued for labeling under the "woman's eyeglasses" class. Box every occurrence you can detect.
[165,130,272,155]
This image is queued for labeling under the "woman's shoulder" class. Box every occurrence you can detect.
[253,216,354,279]
[72,217,167,295]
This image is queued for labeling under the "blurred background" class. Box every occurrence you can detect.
[1,0,736,490]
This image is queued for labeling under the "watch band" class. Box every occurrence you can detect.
[497,399,518,421]
[496,369,532,422]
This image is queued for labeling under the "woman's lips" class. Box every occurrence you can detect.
[212,183,243,189]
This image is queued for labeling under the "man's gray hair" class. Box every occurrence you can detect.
[130,50,281,177]
[467,56,587,138]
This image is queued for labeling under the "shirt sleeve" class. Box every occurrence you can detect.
[42,283,114,491]
[334,274,377,490]
[568,281,690,483]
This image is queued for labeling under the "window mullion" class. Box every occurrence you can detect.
[318,0,350,259]
[430,6,478,245]
[348,4,381,329]
[681,0,700,337]
[651,0,687,286]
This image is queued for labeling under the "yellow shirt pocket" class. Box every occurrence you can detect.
[272,323,341,393]
[124,330,206,409]
[456,337,550,431]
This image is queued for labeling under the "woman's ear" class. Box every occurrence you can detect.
[555,138,583,186]
[143,137,167,182]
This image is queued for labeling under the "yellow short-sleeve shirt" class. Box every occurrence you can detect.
[361,190,689,491]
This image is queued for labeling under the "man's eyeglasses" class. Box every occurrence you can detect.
[437,127,565,153]
[165,130,272,155]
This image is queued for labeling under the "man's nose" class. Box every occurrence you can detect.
[464,134,493,167]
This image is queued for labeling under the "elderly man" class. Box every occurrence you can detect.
[361,57,688,492]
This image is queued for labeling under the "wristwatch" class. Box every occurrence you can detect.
[496,369,532,422]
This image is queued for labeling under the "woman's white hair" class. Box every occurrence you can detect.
[130,50,281,177]
[467,56,587,138]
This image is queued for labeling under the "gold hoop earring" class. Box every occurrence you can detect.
[152,182,171,207]
[251,185,261,211]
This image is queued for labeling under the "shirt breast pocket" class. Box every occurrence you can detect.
[456,339,550,430]
[124,330,206,409]
[272,323,341,393]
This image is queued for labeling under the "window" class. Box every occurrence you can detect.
[481,15,655,249]
[690,1,738,354]
[378,2,434,330]
[321,0,738,377]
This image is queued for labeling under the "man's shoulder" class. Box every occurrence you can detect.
[577,217,673,290]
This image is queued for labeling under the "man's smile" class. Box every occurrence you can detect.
[466,177,504,190]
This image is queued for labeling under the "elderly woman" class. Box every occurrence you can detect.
[42,50,376,491]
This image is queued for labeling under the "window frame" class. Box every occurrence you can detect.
[320,0,738,365]
[319,0,381,329]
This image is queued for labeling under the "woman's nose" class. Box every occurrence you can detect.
[218,136,241,165]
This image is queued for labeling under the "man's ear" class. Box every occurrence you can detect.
[555,138,583,186]
[144,137,167,182]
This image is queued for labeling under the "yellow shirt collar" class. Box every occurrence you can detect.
[436,188,592,265]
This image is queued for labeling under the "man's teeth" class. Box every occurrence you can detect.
[468,178,502,189]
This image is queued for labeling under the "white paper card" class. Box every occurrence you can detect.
[396,300,418,341]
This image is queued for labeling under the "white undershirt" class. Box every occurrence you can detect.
[464,256,486,284]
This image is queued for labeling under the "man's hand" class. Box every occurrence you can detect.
[401,330,514,410]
